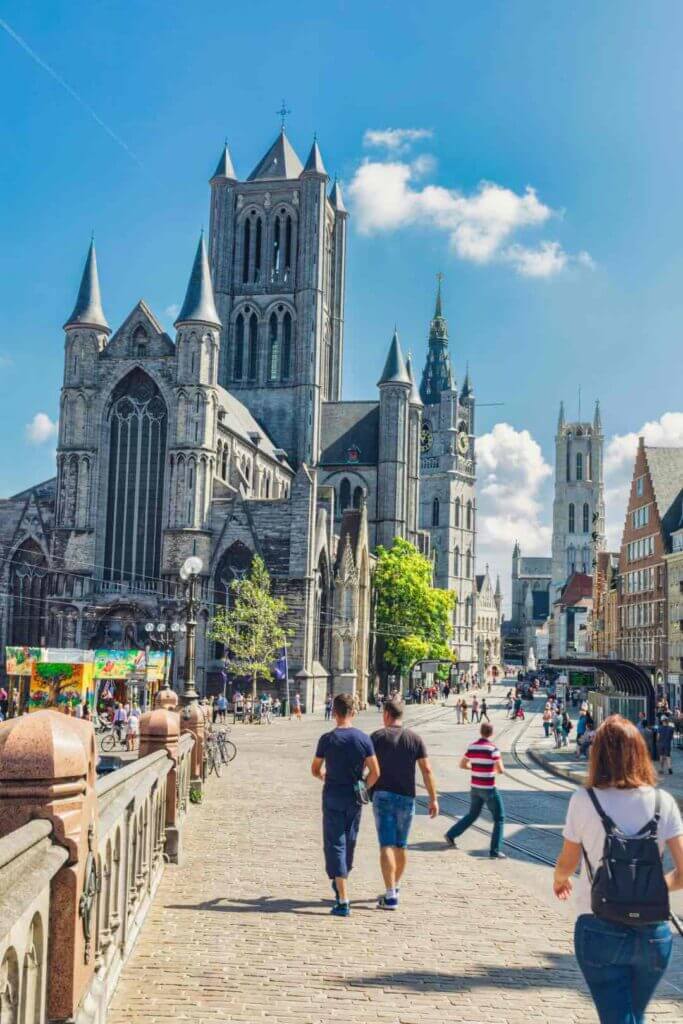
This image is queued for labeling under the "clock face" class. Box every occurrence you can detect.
[421,420,433,454]
[457,430,469,455]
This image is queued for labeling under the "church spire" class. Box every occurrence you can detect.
[405,354,424,407]
[175,234,221,328]
[378,328,411,387]
[419,275,453,405]
[558,400,566,431]
[210,141,237,182]
[329,179,347,213]
[302,137,327,176]
[64,239,110,333]
[593,399,602,434]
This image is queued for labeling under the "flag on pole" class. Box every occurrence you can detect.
[273,648,288,681]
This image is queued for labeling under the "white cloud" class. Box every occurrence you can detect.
[363,128,433,152]
[347,155,592,277]
[475,423,553,611]
[603,412,683,548]
[25,412,58,444]
[165,303,180,320]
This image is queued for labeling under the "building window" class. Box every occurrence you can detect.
[9,540,48,645]
[242,219,251,283]
[466,500,472,530]
[576,452,583,481]
[568,503,575,533]
[636,476,644,497]
[465,548,472,578]
[353,485,363,508]
[282,313,292,380]
[432,497,440,526]
[247,313,258,379]
[454,547,460,576]
[272,216,281,278]
[339,477,351,511]
[455,498,461,527]
[268,313,279,380]
[254,217,262,282]
[284,215,293,279]
[583,502,590,533]
[234,314,244,380]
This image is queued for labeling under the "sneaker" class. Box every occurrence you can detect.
[444,833,457,848]
[377,895,399,911]
[490,851,507,859]
[330,901,350,918]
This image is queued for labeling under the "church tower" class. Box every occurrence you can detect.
[376,330,412,548]
[419,279,477,668]
[208,127,347,467]
[551,399,606,602]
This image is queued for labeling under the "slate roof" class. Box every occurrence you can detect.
[329,181,347,212]
[211,142,237,180]
[175,235,221,327]
[303,139,327,175]
[320,402,379,466]
[247,131,304,181]
[645,446,683,538]
[216,386,292,469]
[518,556,552,578]
[64,240,110,332]
[378,330,411,386]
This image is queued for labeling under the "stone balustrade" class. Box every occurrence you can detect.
[0,707,202,1024]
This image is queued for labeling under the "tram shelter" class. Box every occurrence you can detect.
[547,657,656,725]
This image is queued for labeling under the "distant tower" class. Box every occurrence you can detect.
[419,278,477,668]
[376,330,411,548]
[208,129,347,467]
[551,399,606,601]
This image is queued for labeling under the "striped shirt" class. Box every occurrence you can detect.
[465,738,501,788]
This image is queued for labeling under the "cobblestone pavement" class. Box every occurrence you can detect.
[108,704,682,1023]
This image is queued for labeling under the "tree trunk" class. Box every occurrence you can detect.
[251,672,258,710]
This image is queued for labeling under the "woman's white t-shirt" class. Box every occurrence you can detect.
[563,786,683,917]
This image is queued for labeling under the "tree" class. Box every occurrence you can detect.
[208,555,289,704]
[373,538,455,682]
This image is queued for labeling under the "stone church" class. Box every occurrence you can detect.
[0,127,476,703]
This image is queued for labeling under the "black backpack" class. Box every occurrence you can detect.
[583,787,670,927]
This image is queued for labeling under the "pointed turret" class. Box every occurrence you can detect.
[558,400,566,431]
[405,355,423,407]
[210,141,237,182]
[512,540,521,559]
[329,179,347,213]
[378,329,411,387]
[593,399,602,433]
[302,137,327,176]
[495,573,502,598]
[419,278,453,404]
[461,362,473,399]
[247,130,304,181]
[175,234,221,328]
[64,240,110,333]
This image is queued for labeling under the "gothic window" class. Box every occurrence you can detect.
[339,477,351,512]
[353,485,363,508]
[455,498,461,527]
[103,369,167,585]
[583,502,590,533]
[569,503,575,533]
[567,545,576,576]
[566,443,571,482]
[576,451,583,481]
[466,500,472,530]
[465,548,472,578]
[9,540,48,646]
[582,545,590,573]
[432,497,440,526]
[265,474,271,498]
[221,445,229,479]
[234,314,245,380]
[268,313,279,380]
[454,546,460,576]
[242,219,251,283]
[254,217,263,282]
[133,324,147,358]
[272,216,281,278]
[282,312,292,380]
[284,215,293,280]
[247,312,258,379]
[213,541,253,659]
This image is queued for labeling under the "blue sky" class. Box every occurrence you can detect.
[2,1,683,597]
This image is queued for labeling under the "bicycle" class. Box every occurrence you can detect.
[205,732,222,777]
[214,727,237,764]
[101,725,126,752]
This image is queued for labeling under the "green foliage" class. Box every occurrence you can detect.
[208,555,290,702]
[373,538,456,677]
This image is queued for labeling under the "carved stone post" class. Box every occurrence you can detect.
[138,709,183,863]
[180,703,205,798]
[0,710,98,1021]
[154,682,179,712]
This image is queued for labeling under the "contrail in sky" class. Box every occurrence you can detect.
[0,17,143,168]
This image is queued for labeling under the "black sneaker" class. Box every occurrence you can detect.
[444,834,457,848]
[330,901,350,918]
[490,851,507,859]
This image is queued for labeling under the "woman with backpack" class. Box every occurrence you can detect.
[553,715,683,1023]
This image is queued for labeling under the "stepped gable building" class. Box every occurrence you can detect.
[418,279,477,667]
[0,126,447,706]
[474,567,502,673]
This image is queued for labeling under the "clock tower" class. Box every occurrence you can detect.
[419,279,477,669]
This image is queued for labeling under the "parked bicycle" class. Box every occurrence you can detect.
[205,731,223,777]
[100,725,126,752]
[214,727,237,764]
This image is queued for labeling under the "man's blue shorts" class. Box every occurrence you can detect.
[372,790,415,848]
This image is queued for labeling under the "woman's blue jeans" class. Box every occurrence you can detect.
[574,914,672,1023]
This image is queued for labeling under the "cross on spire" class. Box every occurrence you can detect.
[276,99,291,132]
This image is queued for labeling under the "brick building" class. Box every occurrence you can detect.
[591,550,619,658]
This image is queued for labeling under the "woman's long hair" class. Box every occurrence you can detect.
[587,714,656,789]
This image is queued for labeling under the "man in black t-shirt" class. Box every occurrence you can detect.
[370,699,439,909]
[312,693,379,917]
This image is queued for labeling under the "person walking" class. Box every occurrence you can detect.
[658,717,674,775]
[461,700,469,724]
[553,715,683,1024]
[542,705,553,738]
[480,698,490,723]
[455,700,462,725]
[553,709,564,748]
[444,722,506,859]
[311,693,380,917]
[371,700,439,909]
[471,695,480,723]
[561,711,573,747]
[324,694,333,721]
[293,692,303,720]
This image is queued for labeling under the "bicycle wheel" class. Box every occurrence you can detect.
[101,732,116,752]
[211,746,222,777]
[217,736,229,765]
[224,740,237,763]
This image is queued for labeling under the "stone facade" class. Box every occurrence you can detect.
[474,568,502,672]
[504,543,552,664]
[0,128,450,707]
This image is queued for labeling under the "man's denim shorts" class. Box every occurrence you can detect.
[372,790,415,848]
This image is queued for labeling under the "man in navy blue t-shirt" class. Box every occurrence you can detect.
[311,692,379,917]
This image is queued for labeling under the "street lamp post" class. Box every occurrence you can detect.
[179,555,203,707]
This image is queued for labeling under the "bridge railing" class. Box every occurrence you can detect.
[0,704,206,1023]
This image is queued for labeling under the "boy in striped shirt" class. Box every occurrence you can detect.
[444,722,506,859]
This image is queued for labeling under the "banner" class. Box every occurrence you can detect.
[5,646,42,676]
[30,662,87,710]
[94,649,147,679]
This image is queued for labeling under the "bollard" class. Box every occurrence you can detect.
[180,703,205,799]
[138,709,183,862]
[154,684,179,712]
[0,709,98,1021]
